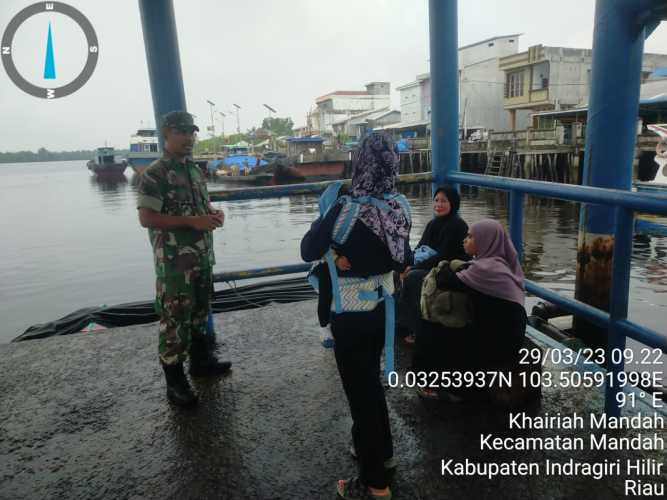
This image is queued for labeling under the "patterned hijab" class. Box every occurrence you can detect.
[457,219,526,306]
[350,132,411,263]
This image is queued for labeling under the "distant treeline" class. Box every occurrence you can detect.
[0,147,129,164]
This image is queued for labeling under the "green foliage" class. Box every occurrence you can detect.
[0,148,128,164]
[193,133,250,154]
[261,117,294,137]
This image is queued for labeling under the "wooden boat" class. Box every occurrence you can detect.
[215,172,274,186]
[87,147,127,176]
[291,159,347,181]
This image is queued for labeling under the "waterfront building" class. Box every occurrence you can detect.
[500,45,667,129]
[527,72,667,181]
[309,81,391,137]
[394,34,528,137]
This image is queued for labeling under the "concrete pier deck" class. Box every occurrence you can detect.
[1,300,664,499]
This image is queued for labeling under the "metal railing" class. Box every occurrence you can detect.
[210,170,667,415]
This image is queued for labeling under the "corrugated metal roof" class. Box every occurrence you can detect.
[374,120,430,130]
[365,109,399,122]
[533,79,667,118]
[315,90,369,103]
[286,136,324,143]
[459,34,522,51]
[333,108,395,126]
[640,78,667,100]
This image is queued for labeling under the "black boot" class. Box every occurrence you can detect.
[162,363,198,406]
[205,329,219,353]
[189,336,232,377]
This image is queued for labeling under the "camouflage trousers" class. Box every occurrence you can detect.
[155,268,213,365]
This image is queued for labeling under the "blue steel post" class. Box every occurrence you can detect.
[509,191,524,261]
[574,0,650,351]
[138,0,187,152]
[606,207,634,416]
[428,0,459,193]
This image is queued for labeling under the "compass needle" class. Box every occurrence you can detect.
[43,21,56,80]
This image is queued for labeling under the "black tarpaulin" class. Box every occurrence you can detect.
[14,277,316,342]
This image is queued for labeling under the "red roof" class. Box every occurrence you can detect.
[316,90,369,103]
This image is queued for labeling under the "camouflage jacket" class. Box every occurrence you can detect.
[137,156,215,278]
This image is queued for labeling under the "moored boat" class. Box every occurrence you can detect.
[206,141,269,182]
[635,124,667,196]
[126,128,160,174]
[285,136,349,181]
[87,147,127,176]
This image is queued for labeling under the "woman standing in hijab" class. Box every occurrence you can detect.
[418,218,526,398]
[301,132,411,500]
[397,186,468,344]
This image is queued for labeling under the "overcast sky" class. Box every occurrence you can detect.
[0,0,666,152]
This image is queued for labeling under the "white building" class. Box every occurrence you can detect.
[310,82,391,136]
[396,35,527,133]
[459,34,530,132]
[396,73,431,125]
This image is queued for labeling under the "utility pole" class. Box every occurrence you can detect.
[206,99,216,153]
[218,111,226,141]
[263,103,276,124]
[263,104,277,149]
[206,99,216,138]
[233,103,241,134]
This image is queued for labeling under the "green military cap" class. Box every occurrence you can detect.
[161,111,200,132]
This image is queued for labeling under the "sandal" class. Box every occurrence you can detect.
[337,477,392,500]
[417,387,464,403]
[416,387,439,399]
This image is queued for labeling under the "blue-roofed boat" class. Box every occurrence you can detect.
[207,141,272,184]
[126,128,160,174]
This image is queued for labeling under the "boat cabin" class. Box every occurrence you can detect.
[130,129,159,153]
[95,147,117,165]
[286,136,324,157]
[224,141,250,156]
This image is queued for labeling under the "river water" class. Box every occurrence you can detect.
[1,160,665,345]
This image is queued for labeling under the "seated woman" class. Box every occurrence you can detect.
[416,218,527,399]
[398,185,468,343]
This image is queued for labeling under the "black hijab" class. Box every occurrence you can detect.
[418,185,462,248]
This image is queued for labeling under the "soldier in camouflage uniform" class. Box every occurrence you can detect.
[137,111,231,406]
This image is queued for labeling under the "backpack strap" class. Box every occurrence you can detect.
[319,181,345,216]
[325,250,343,313]
[382,287,395,381]
[331,195,360,245]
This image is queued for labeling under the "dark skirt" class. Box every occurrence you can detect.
[396,268,430,335]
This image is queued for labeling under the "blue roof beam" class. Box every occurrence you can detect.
[636,0,666,38]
